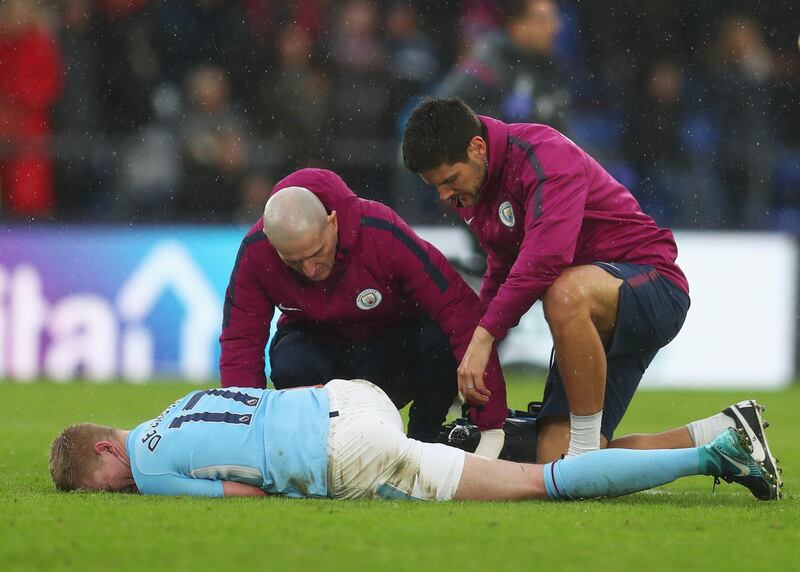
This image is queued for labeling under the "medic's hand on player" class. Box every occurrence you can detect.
[457,326,494,404]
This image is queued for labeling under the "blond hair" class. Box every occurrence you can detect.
[49,423,117,492]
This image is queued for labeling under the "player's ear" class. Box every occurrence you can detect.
[469,136,487,160]
[328,210,338,233]
[94,440,114,455]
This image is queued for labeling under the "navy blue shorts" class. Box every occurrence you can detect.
[538,262,690,440]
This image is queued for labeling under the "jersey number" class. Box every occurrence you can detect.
[168,389,260,429]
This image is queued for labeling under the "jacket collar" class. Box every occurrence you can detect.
[477,115,510,200]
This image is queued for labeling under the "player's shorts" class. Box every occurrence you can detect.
[538,262,690,440]
[325,379,465,501]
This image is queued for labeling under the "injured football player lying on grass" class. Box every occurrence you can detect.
[49,380,783,501]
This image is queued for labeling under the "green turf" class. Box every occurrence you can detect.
[1,377,797,572]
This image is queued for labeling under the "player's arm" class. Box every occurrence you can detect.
[136,473,224,497]
[461,256,510,407]
[137,474,268,498]
[219,234,274,388]
[478,139,590,341]
[222,481,268,497]
[478,253,510,311]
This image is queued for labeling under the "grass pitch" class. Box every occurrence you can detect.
[1,377,797,572]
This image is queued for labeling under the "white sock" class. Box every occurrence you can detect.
[474,429,505,458]
[566,410,603,457]
[686,412,735,446]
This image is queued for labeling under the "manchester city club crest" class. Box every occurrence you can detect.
[499,201,515,227]
[356,288,382,310]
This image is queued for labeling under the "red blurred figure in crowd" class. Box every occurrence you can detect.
[0,0,63,217]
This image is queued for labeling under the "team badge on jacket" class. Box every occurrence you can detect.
[499,201,515,227]
[356,288,382,310]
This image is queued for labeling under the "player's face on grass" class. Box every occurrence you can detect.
[277,212,339,281]
[82,441,138,493]
[419,138,487,209]
[83,467,138,493]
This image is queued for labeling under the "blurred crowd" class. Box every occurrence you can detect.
[0,0,797,230]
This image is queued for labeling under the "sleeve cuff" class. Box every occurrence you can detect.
[477,316,509,341]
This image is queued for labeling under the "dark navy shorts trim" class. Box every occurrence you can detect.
[538,262,690,440]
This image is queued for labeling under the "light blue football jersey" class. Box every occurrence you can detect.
[127,387,330,497]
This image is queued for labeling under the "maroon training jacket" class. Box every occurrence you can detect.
[456,116,690,340]
[219,168,508,429]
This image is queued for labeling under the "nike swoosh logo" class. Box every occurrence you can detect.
[465,217,475,225]
[277,304,302,312]
[722,454,756,477]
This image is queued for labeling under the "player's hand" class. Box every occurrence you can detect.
[458,326,494,404]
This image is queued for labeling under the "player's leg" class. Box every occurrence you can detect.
[541,374,771,457]
[326,382,780,501]
[453,446,697,501]
[536,376,606,462]
[336,317,457,443]
[608,426,693,450]
[268,326,340,388]
[325,378,464,500]
[538,352,661,462]
[332,324,418,410]
[537,349,658,461]
[456,428,779,501]
[538,265,622,458]
[537,263,690,461]
[401,316,459,443]
[452,454,546,500]
[611,400,768,454]
[586,263,755,452]
[537,350,705,460]
[325,379,403,499]
[541,427,779,500]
